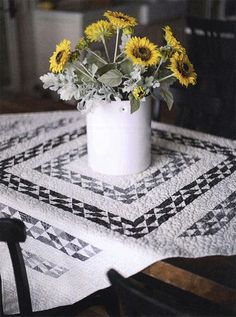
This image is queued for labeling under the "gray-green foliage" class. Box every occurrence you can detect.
[98,69,123,87]
[160,76,176,110]
[40,31,183,114]
[130,97,140,113]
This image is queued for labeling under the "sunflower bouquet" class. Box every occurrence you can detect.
[40,11,197,114]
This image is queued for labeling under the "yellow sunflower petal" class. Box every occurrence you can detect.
[85,20,114,42]
[104,10,137,29]
[49,39,71,73]
[76,37,89,50]
[132,86,146,100]
[123,26,134,35]
[125,36,160,67]
[163,26,186,53]
[169,52,197,87]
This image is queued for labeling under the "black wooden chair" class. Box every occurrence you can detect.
[0,218,32,316]
[0,218,115,317]
[173,17,236,139]
[107,269,234,317]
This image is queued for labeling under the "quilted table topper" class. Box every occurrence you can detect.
[0,111,235,313]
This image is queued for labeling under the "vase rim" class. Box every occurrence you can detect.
[92,96,151,106]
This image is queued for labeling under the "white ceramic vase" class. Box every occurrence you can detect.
[86,98,152,175]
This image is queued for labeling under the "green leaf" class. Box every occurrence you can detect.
[91,64,98,77]
[76,71,92,84]
[160,83,174,110]
[86,51,104,68]
[98,69,123,87]
[158,68,171,78]
[145,76,154,87]
[97,63,116,76]
[119,59,134,75]
[130,98,140,114]
[81,75,93,83]
[163,76,176,86]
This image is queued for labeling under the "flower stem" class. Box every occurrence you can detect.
[117,56,128,64]
[78,61,93,77]
[116,51,124,60]
[74,65,94,81]
[101,36,110,62]
[154,58,163,77]
[86,48,107,64]
[159,73,175,82]
[113,28,120,63]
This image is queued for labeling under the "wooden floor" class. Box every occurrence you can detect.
[75,256,236,316]
[145,257,236,307]
[76,306,109,317]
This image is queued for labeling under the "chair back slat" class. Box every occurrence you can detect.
[0,218,26,243]
[107,269,235,317]
[107,269,177,316]
[0,276,3,317]
[175,17,236,139]
[8,242,32,315]
[185,17,236,96]
[0,218,32,316]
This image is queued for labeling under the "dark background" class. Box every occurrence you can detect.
[0,0,235,138]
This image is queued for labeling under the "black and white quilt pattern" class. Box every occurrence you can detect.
[0,111,236,313]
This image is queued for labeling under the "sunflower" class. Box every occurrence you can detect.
[125,37,160,67]
[159,46,172,61]
[169,52,197,87]
[49,39,71,73]
[163,26,185,53]
[69,50,80,63]
[123,26,134,35]
[76,37,89,50]
[85,20,114,42]
[132,86,146,100]
[104,11,137,29]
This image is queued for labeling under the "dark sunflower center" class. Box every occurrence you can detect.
[56,50,64,64]
[178,62,190,77]
[138,91,145,98]
[133,47,151,61]
[117,15,129,22]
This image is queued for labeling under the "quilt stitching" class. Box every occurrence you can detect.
[0,121,235,239]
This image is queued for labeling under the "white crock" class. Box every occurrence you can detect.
[86,98,151,175]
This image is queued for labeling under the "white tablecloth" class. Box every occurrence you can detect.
[0,111,235,313]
